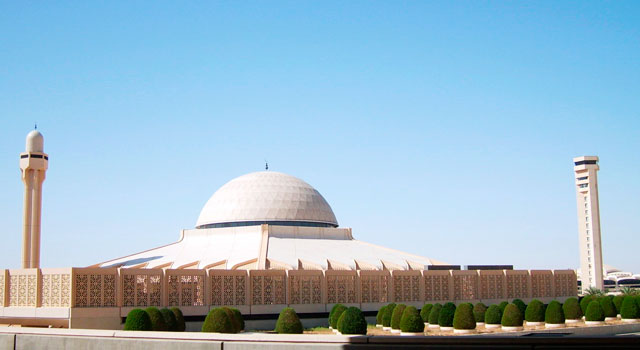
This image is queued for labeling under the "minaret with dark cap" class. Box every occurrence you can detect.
[19,128,48,268]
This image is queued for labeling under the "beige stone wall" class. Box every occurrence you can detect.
[0,267,577,328]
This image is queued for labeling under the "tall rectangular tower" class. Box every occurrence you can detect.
[573,156,604,291]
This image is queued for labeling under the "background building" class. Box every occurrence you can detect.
[573,156,605,291]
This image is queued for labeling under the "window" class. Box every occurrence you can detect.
[586,236,590,242]
[579,184,588,188]
[586,223,590,229]
[577,176,588,181]
[585,209,589,215]
[586,216,589,222]
[584,202,588,208]
[588,257,591,262]
[586,229,590,234]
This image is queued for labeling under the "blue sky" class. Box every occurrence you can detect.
[1,1,638,273]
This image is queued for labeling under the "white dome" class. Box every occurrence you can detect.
[196,171,338,228]
[26,130,44,153]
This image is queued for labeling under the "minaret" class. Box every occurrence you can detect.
[19,129,48,269]
[573,156,604,291]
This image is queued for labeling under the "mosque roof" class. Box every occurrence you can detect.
[196,171,338,228]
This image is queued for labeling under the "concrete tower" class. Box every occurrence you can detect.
[573,156,604,291]
[19,129,48,268]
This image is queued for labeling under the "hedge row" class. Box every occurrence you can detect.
[202,306,245,333]
[124,307,185,332]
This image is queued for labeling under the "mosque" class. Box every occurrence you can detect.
[0,130,578,329]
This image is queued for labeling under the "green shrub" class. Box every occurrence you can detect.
[376,305,387,325]
[160,308,178,331]
[202,308,235,333]
[453,303,475,330]
[585,300,604,321]
[382,303,396,327]
[524,299,545,322]
[501,303,523,327]
[420,304,433,323]
[145,307,168,331]
[337,307,367,335]
[124,308,152,331]
[498,301,509,313]
[170,307,186,332]
[473,303,487,323]
[330,304,347,329]
[613,295,625,315]
[275,307,303,334]
[621,295,639,319]
[391,304,407,330]
[599,297,617,318]
[438,302,456,327]
[230,307,245,331]
[512,299,527,318]
[329,304,344,327]
[544,301,565,324]
[427,303,442,325]
[485,305,502,325]
[562,297,582,320]
[400,306,424,333]
[220,307,241,333]
[580,295,593,315]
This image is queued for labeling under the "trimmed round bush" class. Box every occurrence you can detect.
[580,295,594,315]
[562,297,582,320]
[438,302,456,327]
[428,303,442,325]
[275,307,303,334]
[585,300,604,321]
[525,299,545,323]
[420,304,433,323]
[170,307,186,332]
[230,307,245,331]
[501,303,523,327]
[376,305,387,325]
[124,308,152,331]
[400,306,424,333]
[145,307,168,331]
[337,307,367,335]
[220,307,241,333]
[545,301,565,324]
[453,303,475,330]
[202,308,235,333]
[613,295,625,315]
[599,297,617,318]
[160,308,178,332]
[391,304,407,330]
[512,299,527,318]
[473,303,487,323]
[498,301,509,313]
[621,295,639,319]
[485,305,502,325]
[382,303,397,327]
[329,304,344,327]
[330,304,348,329]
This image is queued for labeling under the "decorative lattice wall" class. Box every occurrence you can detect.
[506,271,530,299]
[9,270,38,307]
[250,271,286,305]
[554,270,577,297]
[167,270,205,307]
[359,271,389,303]
[392,271,421,302]
[209,270,248,306]
[288,271,322,304]
[326,271,357,304]
[453,271,478,300]
[121,269,162,307]
[41,269,71,307]
[531,271,553,298]
[424,271,451,301]
[73,268,117,307]
[479,271,505,300]
[0,270,5,307]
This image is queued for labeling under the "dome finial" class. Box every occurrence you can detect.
[34,123,37,130]
[265,160,269,171]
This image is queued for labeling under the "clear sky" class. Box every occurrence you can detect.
[1,2,639,273]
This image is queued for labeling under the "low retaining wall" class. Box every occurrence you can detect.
[0,324,639,350]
